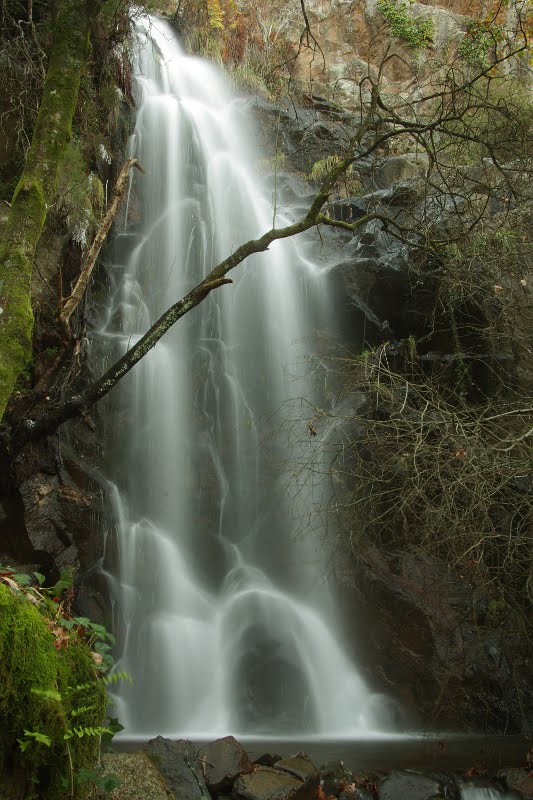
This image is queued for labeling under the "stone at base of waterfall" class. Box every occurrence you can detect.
[379,771,442,800]
[144,736,210,800]
[320,761,363,796]
[338,788,375,800]
[198,736,253,792]
[274,755,317,782]
[100,752,174,799]
[233,766,318,800]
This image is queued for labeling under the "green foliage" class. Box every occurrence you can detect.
[0,582,107,798]
[458,21,502,68]
[436,73,533,164]
[0,567,130,798]
[231,64,271,98]
[377,0,433,49]
[207,0,224,30]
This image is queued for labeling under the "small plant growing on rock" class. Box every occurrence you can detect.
[377,0,433,50]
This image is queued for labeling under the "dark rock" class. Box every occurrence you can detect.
[499,768,533,799]
[144,737,210,800]
[320,761,355,796]
[274,755,317,781]
[339,790,374,800]
[379,772,441,800]
[197,736,253,792]
[291,774,320,800]
[334,543,533,733]
[252,95,354,173]
[233,766,303,800]
[255,755,284,768]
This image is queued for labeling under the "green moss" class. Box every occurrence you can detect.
[0,585,106,798]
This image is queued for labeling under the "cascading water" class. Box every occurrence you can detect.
[99,14,391,739]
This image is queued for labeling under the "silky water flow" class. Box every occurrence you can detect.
[98,14,393,739]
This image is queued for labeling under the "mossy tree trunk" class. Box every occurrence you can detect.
[0,0,102,422]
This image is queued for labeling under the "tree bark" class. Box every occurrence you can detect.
[0,0,101,422]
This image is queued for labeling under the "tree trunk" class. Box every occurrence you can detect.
[0,0,101,422]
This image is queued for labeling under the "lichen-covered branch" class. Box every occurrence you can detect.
[0,0,102,422]
[16,207,376,444]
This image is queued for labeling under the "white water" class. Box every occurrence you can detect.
[99,15,391,739]
[461,787,516,800]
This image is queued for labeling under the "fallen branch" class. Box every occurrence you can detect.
[59,157,145,338]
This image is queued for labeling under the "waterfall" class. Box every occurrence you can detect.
[460,787,516,800]
[98,14,390,739]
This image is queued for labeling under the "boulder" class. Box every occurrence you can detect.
[255,754,284,768]
[380,771,441,800]
[373,155,429,189]
[233,766,303,800]
[197,736,253,793]
[274,754,317,781]
[320,761,356,796]
[100,752,173,799]
[144,737,210,800]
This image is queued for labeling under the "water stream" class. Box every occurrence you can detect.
[99,14,390,739]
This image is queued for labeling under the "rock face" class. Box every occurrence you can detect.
[278,0,520,102]
[334,547,533,733]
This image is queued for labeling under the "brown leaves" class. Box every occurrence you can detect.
[47,621,69,650]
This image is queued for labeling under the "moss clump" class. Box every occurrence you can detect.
[0,584,106,798]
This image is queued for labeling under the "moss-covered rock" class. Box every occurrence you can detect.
[0,583,106,798]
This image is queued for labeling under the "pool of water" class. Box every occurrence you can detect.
[116,733,530,772]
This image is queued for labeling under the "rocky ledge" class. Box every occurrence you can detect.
[99,735,533,800]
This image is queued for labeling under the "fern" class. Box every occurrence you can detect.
[64,726,110,741]
[309,155,345,182]
[102,670,132,686]
[69,703,99,719]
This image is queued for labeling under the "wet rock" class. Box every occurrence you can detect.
[233,766,303,800]
[339,790,374,800]
[320,761,356,796]
[144,737,210,800]
[499,768,533,799]
[252,96,353,174]
[274,754,317,781]
[197,736,253,792]
[255,754,284,768]
[291,774,321,800]
[380,771,441,800]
